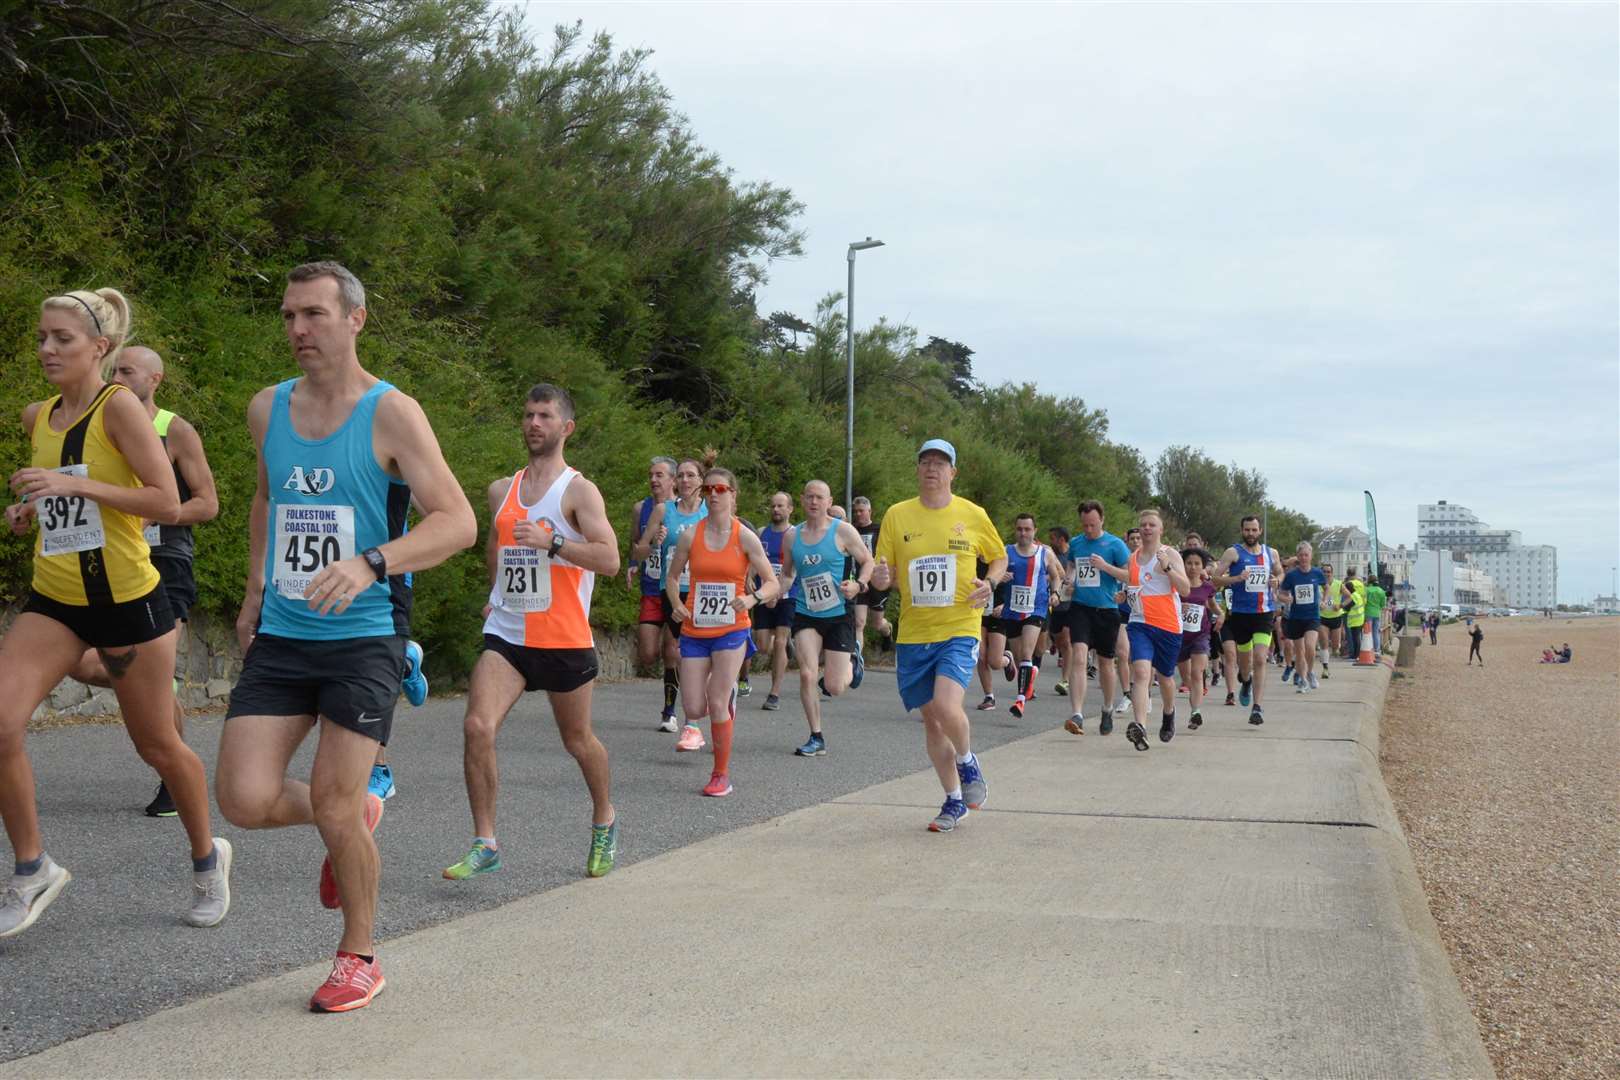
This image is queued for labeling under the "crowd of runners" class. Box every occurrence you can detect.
[1,263,1393,1013]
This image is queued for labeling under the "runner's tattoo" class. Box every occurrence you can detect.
[98,646,137,681]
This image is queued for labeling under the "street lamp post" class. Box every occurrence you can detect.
[845,238,884,512]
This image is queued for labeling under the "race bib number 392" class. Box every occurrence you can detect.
[38,465,105,557]
[273,504,355,599]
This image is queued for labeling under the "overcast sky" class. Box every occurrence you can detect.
[524,2,1619,603]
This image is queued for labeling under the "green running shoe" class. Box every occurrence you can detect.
[587,820,619,878]
[442,840,501,880]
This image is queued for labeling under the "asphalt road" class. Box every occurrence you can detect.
[0,664,1092,1061]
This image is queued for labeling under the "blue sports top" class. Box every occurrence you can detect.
[1003,544,1051,619]
[660,497,708,594]
[791,521,847,618]
[1067,531,1130,610]
[758,523,800,600]
[637,497,661,597]
[258,379,411,641]
[1228,545,1274,614]
[1281,567,1326,622]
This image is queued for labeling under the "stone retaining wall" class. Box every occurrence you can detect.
[7,607,642,722]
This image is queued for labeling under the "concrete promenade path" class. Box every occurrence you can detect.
[2,661,1493,1078]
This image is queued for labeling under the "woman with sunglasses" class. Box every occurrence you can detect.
[2,289,232,939]
[632,457,708,737]
[664,468,780,797]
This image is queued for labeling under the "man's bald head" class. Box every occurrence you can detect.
[110,346,164,404]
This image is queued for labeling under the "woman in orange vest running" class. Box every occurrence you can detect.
[664,464,780,797]
[1092,508,1190,752]
[1,288,231,939]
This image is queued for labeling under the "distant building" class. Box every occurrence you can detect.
[1313,525,1372,578]
[1595,595,1620,615]
[1417,501,1557,608]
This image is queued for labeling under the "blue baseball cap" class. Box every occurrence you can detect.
[917,438,956,465]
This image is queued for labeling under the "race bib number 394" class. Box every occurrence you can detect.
[1293,583,1316,605]
[273,504,355,599]
[38,465,105,557]
[909,555,956,608]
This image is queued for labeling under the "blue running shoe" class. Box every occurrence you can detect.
[367,764,396,801]
[956,755,988,810]
[794,733,826,757]
[1281,665,1293,684]
[402,640,428,707]
[1238,679,1252,707]
[850,648,865,690]
[928,797,969,833]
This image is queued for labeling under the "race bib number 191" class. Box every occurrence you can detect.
[273,504,355,599]
[909,555,956,608]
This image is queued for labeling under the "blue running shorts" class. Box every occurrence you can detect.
[895,636,980,711]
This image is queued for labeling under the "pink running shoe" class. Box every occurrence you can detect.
[702,772,733,797]
[309,952,385,1013]
[675,724,706,752]
[320,793,384,910]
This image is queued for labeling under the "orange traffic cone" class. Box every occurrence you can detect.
[1355,624,1377,666]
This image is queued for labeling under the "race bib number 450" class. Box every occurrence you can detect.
[273,504,355,599]
[38,465,106,557]
[909,555,956,608]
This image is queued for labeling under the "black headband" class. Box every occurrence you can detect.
[55,294,103,337]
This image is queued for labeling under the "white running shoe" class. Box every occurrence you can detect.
[0,856,71,939]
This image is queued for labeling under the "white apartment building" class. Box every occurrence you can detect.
[1417,501,1557,608]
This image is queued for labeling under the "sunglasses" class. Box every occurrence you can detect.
[703,483,733,495]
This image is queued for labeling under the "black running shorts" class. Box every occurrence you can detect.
[24,585,174,649]
[791,611,857,654]
[226,633,405,745]
[1066,604,1120,658]
[482,634,598,694]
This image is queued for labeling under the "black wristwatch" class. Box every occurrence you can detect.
[547,531,566,558]
[361,546,388,581]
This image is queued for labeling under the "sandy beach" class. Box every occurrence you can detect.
[1381,615,1618,1079]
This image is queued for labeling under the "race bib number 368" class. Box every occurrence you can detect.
[273,504,355,599]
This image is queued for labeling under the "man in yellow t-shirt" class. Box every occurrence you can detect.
[871,439,1006,833]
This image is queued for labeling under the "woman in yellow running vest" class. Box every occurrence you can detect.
[0,288,231,940]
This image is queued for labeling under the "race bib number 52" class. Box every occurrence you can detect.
[273,504,355,599]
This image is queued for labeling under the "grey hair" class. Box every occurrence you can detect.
[651,456,677,473]
[852,496,871,509]
[1296,541,1313,554]
[287,261,366,314]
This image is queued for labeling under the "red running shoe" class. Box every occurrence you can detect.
[309,952,385,1013]
[319,793,384,910]
[701,772,733,797]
